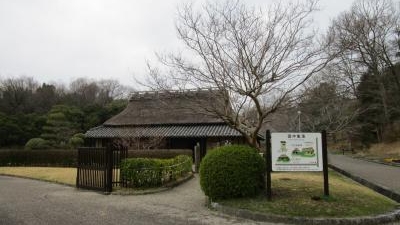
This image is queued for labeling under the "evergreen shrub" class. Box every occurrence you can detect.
[25,138,50,150]
[199,145,266,200]
[68,133,85,149]
[121,155,192,188]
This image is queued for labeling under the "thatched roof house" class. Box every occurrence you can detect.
[85,89,248,158]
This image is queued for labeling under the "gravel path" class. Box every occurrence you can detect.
[0,175,286,225]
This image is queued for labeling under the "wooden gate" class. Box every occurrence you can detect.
[76,146,127,192]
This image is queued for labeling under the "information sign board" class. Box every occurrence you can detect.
[271,133,323,171]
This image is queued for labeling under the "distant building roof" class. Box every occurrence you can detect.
[85,124,242,138]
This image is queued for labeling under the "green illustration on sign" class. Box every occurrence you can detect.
[291,147,315,157]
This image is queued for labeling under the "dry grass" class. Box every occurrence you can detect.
[0,167,76,185]
[367,142,400,156]
[354,141,400,162]
[220,170,398,218]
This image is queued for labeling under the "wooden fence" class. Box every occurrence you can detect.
[76,146,127,192]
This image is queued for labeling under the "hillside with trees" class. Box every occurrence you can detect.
[0,77,129,148]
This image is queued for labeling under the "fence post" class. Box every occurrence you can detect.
[121,146,128,187]
[76,148,81,188]
[194,143,201,173]
[105,146,113,193]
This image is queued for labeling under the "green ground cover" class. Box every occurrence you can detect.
[219,170,398,218]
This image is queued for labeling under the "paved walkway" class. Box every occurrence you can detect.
[329,154,400,202]
[0,175,284,225]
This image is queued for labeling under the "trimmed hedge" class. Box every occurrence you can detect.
[0,149,192,168]
[128,149,192,159]
[200,145,266,200]
[121,155,192,188]
[0,149,77,167]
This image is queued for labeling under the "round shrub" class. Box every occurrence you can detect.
[68,136,84,149]
[200,145,266,200]
[72,133,85,139]
[25,138,50,150]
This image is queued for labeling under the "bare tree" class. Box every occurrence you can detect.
[97,79,128,103]
[145,0,332,149]
[0,76,38,113]
[69,78,128,106]
[296,77,361,133]
[327,0,400,123]
[69,78,99,105]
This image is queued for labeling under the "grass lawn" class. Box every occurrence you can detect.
[0,167,76,186]
[219,170,398,218]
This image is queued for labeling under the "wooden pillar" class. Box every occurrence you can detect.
[194,143,201,173]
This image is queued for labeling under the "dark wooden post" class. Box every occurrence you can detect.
[105,146,113,193]
[265,130,272,200]
[322,130,329,196]
[194,143,201,173]
[76,147,81,188]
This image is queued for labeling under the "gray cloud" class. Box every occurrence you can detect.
[0,0,356,87]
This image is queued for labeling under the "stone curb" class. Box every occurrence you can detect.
[111,173,194,195]
[210,201,400,225]
[350,156,400,167]
[328,164,400,203]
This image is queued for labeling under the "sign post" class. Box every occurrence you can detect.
[266,131,329,200]
[322,130,329,196]
[265,130,272,200]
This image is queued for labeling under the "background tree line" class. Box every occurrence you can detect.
[0,77,129,148]
[2,0,399,151]
[145,0,400,150]
[289,0,400,148]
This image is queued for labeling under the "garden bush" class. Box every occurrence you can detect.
[68,134,85,149]
[200,145,266,200]
[0,149,77,167]
[24,138,50,150]
[72,133,85,139]
[121,155,192,188]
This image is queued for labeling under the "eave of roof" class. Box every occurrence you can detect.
[85,124,243,139]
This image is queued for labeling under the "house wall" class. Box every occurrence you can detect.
[85,136,247,160]
[206,137,246,151]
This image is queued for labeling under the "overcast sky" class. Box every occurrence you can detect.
[0,0,358,88]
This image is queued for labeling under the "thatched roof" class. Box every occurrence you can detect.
[104,89,226,126]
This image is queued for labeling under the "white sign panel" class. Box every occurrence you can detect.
[271,133,323,172]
